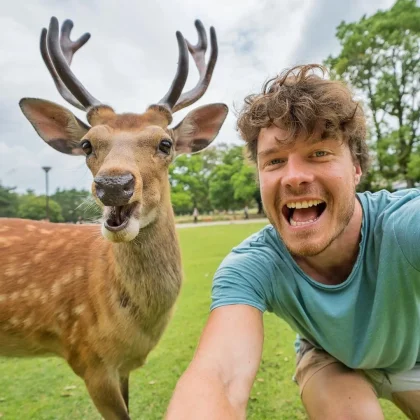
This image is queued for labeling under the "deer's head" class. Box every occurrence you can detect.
[20,17,228,242]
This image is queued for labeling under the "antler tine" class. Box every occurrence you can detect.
[40,27,85,110]
[172,20,218,113]
[157,31,189,110]
[46,17,101,110]
[186,19,208,73]
[60,19,91,66]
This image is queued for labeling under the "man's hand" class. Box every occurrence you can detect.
[165,305,264,419]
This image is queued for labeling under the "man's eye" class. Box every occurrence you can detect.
[313,151,328,157]
[268,158,284,166]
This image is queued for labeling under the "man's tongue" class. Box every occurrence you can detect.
[291,207,318,223]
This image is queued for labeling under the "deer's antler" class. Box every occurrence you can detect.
[157,20,218,113]
[41,17,100,111]
[156,31,190,110]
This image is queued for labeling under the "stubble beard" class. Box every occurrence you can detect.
[266,189,356,258]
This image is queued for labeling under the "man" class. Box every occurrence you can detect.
[193,207,199,223]
[166,65,420,419]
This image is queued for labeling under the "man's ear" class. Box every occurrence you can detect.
[354,163,362,185]
[19,98,90,156]
[173,103,228,154]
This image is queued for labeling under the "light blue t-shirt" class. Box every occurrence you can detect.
[211,189,420,373]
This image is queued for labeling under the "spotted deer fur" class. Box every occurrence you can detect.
[0,16,227,420]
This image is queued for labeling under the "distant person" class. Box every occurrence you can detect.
[193,207,199,223]
[167,64,420,418]
[244,206,249,220]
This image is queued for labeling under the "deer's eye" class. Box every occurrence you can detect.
[158,139,173,155]
[81,140,93,156]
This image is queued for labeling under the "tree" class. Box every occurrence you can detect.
[254,189,264,214]
[408,153,420,181]
[325,0,420,188]
[170,147,223,213]
[0,183,19,217]
[209,146,259,211]
[168,144,260,214]
[209,164,238,210]
[51,188,100,223]
[170,189,194,215]
[17,193,63,222]
[231,164,258,205]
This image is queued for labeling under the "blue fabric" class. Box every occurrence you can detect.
[211,189,420,373]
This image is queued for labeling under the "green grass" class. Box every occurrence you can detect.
[0,223,405,419]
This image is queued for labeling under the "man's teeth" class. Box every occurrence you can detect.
[290,218,318,226]
[286,200,324,226]
[286,199,323,209]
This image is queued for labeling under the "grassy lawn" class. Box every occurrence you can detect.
[0,223,405,419]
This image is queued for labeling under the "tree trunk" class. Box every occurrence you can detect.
[406,178,415,188]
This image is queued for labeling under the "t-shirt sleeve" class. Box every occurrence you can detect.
[393,192,420,272]
[210,243,275,313]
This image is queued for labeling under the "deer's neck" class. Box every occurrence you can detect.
[110,204,182,317]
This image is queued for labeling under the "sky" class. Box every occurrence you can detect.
[1,0,395,194]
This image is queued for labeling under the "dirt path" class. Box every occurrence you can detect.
[176,218,268,229]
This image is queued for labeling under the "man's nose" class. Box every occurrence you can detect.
[281,156,314,190]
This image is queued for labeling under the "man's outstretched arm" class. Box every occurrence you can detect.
[166,305,264,419]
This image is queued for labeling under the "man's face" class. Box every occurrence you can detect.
[257,125,362,257]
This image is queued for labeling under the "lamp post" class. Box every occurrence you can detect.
[42,166,51,221]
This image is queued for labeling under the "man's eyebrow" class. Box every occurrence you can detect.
[257,146,282,158]
[307,136,328,145]
[257,136,331,159]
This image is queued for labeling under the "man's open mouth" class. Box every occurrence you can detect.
[104,202,138,232]
[282,200,326,226]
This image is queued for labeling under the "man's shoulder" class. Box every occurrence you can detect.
[211,224,285,313]
[359,188,420,270]
[358,188,420,222]
[223,223,284,264]
[214,223,290,290]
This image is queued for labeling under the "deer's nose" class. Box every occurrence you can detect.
[94,173,135,206]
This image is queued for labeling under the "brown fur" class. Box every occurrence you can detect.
[0,207,181,419]
[3,99,227,419]
[10,16,228,417]
[0,214,181,361]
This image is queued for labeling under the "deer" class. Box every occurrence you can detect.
[0,16,228,420]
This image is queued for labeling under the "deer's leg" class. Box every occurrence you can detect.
[120,375,129,412]
[84,367,130,420]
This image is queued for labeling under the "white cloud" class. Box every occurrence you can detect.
[0,140,91,194]
[1,0,394,193]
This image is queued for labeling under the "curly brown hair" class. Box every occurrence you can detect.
[236,64,369,173]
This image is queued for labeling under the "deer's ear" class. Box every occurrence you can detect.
[19,98,90,156]
[173,103,228,154]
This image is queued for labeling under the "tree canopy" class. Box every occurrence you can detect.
[17,193,63,222]
[325,0,420,189]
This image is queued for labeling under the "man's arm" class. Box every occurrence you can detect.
[166,304,263,419]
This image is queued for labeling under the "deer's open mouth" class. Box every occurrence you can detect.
[104,202,138,232]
